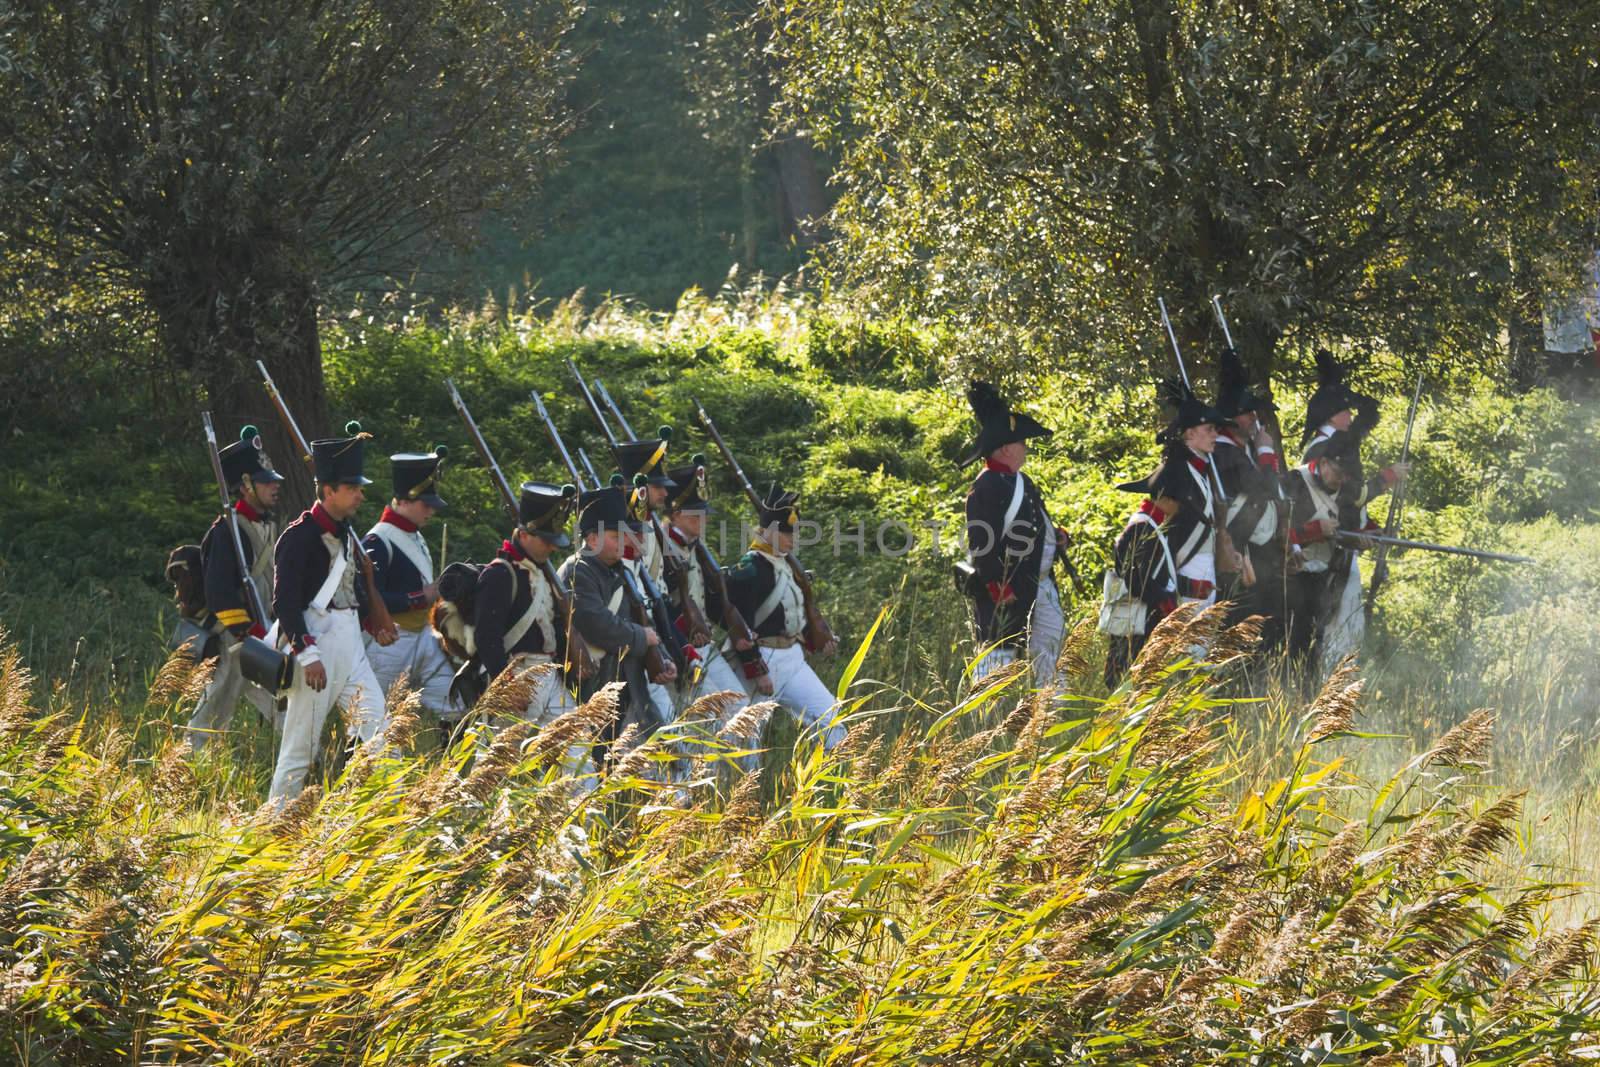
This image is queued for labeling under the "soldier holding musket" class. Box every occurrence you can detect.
[268,424,398,804]
[559,486,678,758]
[663,458,768,768]
[362,446,456,722]
[188,423,286,753]
[721,484,844,750]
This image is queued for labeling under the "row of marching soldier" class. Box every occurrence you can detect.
[174,381,846,805]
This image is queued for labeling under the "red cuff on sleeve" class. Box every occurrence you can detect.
[249,624,267,640]
[1257,451,1280,472]
[1291,523,1326,546]
[986,580,1013,604]
[742,658,767,680]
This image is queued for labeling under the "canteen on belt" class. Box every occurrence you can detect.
[238,635,294,694]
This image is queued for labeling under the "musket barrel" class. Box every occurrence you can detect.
[594,380,636,439]
[1338,531,1533,564]
[530,391,588,491]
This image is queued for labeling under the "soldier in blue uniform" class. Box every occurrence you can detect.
[187,425,285,753]
[960,381,1066,684]
[362,447,455,721]
[723,485,843,750]
[663,459,767,768]
[268,424,397,805]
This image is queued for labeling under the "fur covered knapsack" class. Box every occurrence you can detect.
[429,560,485,662]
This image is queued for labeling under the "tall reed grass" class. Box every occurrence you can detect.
[3,606,1597,1064]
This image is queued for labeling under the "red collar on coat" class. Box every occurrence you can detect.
[1137,499,1168,524]
[984,458,1018,474]
[380,506,418,533]
[309,502,339,535]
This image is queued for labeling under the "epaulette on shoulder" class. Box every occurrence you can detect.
[729,553,761,577]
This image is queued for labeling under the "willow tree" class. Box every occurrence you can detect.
[0,0,575,498]
[774,0,1600,392]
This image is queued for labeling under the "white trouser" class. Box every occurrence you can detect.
[1319,554,1364,679]
[364,627,458,717]
[507,658,596,795]
[269,608,388,804]
[744,642,843,750]
[186,635,279,753]
[973,576,1066,686]
[646,681,676,726]
[681,644,760,771]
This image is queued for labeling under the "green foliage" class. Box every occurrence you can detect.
[3,614,1597,1062]
[773,0,1600,381]
[0,0,578,433]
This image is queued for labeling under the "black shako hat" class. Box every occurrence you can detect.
[665,456,713,513]
[758,483,801,533]
[390,446,448,509]
[1303,348,1362,443]
[614,427,677,489]
[1158,378,1232,444]
[1214,346,1275,419]
[962,381,1052,466]
[577,485,644,536]
[519,481,577,547]
[220,424,284,489]
[311,421,373,487]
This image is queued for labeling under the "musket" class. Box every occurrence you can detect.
[530,391,590,492]
[1364,372,1424,616]
[567,363,714,653]
[694,395,836,652]
[256,360,398,643]
[577,448,602,489]
[594,380,756,649]
[533,388,672,681]
[1336,531,1534,565]
[201,412,292,691]
[446,379,594,679]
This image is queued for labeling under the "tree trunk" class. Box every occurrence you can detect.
[159,270,329,513]
[771,133,828,248]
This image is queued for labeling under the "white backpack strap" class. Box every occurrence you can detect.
[308,536,349,613]
[999,474,1027,557]
[366,521,434,585]
[1132,512,1178,590]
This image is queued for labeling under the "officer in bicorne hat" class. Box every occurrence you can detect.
[187,425,285,753]
[664,456,769,770]
[268,422,397,805]
[559,485,677,758]
[960,381,1068,684]
[723,484,844,751]
[362,447,455,721]
[1097,381,1239,685]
